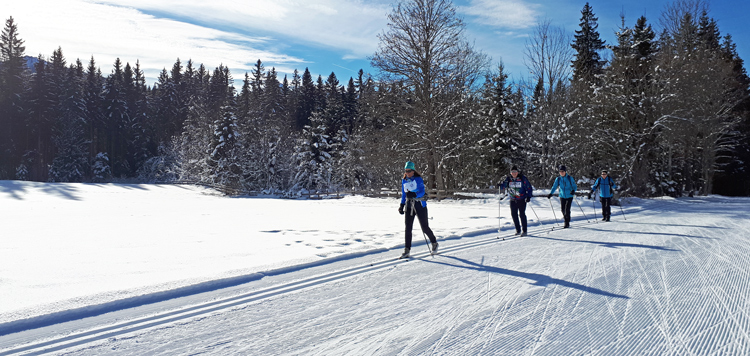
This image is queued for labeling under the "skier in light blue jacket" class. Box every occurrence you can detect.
[547,165,577,228]
[589,169,618,221]
[398,161,438,258]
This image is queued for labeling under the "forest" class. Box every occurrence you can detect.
[1,0,748,197]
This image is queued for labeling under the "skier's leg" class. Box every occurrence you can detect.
[510,200,521,233]
[404,210,416,249]
[604,198,612,220]
[415,204,437,243]
[519,200,528,232]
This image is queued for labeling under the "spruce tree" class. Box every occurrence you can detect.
[571,2,606,88]
[0,17,28,178]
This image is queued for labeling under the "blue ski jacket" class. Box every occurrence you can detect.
[401,176,428,207]
[550,174,578,199]
[592,176,618,198]
[500,174,533,201]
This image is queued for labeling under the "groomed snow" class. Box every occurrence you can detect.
[1,181,750,355]
[0,181,505,323]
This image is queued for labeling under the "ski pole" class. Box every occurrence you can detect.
[421,230,434,258]
[498,188,506,238]
[617,196,627,220]
[591,190,599,222]
[574,196,590,223]
[528,200,544,228]
[548,196,561,226]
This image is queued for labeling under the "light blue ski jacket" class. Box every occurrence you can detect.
[592,176,618,198]
[550,174,578,199]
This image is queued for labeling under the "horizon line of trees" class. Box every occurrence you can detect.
[1,0,749,197]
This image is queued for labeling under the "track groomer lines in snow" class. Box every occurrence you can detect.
[398,161,439,259]
[499,166,534,236]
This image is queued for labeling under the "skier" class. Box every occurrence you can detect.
[499,166,534,236]
[547,165,577,228]
[588,169,618,221]
[398,161,439,258]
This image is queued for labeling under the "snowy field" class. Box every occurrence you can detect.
[1,181,750,355]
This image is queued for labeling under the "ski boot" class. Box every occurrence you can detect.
[399,248,411,259]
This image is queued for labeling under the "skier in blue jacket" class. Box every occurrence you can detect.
[589,169,618,221]
[547,165,577,228]
[398,161,438,258]
[499,166,534,236]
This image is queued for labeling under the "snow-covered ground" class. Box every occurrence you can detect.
[1,181,749,355]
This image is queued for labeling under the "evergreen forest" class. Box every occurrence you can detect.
[1,0,748,197]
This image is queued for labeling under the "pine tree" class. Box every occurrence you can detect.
[0,17,28,178]
[293,68,315,130]
[571,2,606,88]
[475,64,519,185]
[48,48,88,182]
[591,15,658,195]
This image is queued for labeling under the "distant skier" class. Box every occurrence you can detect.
[588,169,618,221]
[547,165,577,228]
[398,161,439,258]
[499,166,533,236]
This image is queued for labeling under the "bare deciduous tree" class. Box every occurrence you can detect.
[370,0,489,190]
[523,19,572,93]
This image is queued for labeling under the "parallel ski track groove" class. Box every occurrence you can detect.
[0,227,540,356]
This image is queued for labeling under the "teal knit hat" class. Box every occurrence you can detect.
[404,161,416,170]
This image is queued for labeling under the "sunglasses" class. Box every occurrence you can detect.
[405,169,414,173]
[510,170,519,173]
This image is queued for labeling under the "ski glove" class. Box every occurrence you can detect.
[610,187,614,195]
[398,204,405,215]
[547,194,552,199]
[525,196,531,203]
[587,193,592,199]
[406,191,417,199]
[570,190,575,195]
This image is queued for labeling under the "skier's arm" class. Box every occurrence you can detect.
[549,177,559,195]
[400,180,406,205]
[414,177,426,198]
[591,177,600,191]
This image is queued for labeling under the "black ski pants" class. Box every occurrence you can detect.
[560,197,573,225]
[405,201,437,249]
[601,197,612,218]
[510,199,528,233]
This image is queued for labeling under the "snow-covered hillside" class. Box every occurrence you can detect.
[1,181,749,355]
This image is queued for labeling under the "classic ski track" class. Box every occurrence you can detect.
[0,229,534,356]
[4,198,743,355]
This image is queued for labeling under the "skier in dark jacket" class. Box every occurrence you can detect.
[588,169,618,221]
[398,161,438,258]
[499,166,534,236]
[547,165,577,228]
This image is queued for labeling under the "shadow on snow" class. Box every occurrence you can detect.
[424,255,629,299]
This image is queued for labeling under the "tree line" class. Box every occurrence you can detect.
[1,0,748,196]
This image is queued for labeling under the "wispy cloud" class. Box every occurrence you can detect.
[458,0,541,29]
[90,0,391,59]
[3,1,315,82]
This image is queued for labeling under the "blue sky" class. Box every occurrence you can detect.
[3,0,748,86]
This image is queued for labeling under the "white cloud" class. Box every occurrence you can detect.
[89,0,391,59]
[2,0,312,84]
[458,0,540,29]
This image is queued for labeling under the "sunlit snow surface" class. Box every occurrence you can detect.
[1,181,749,355]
